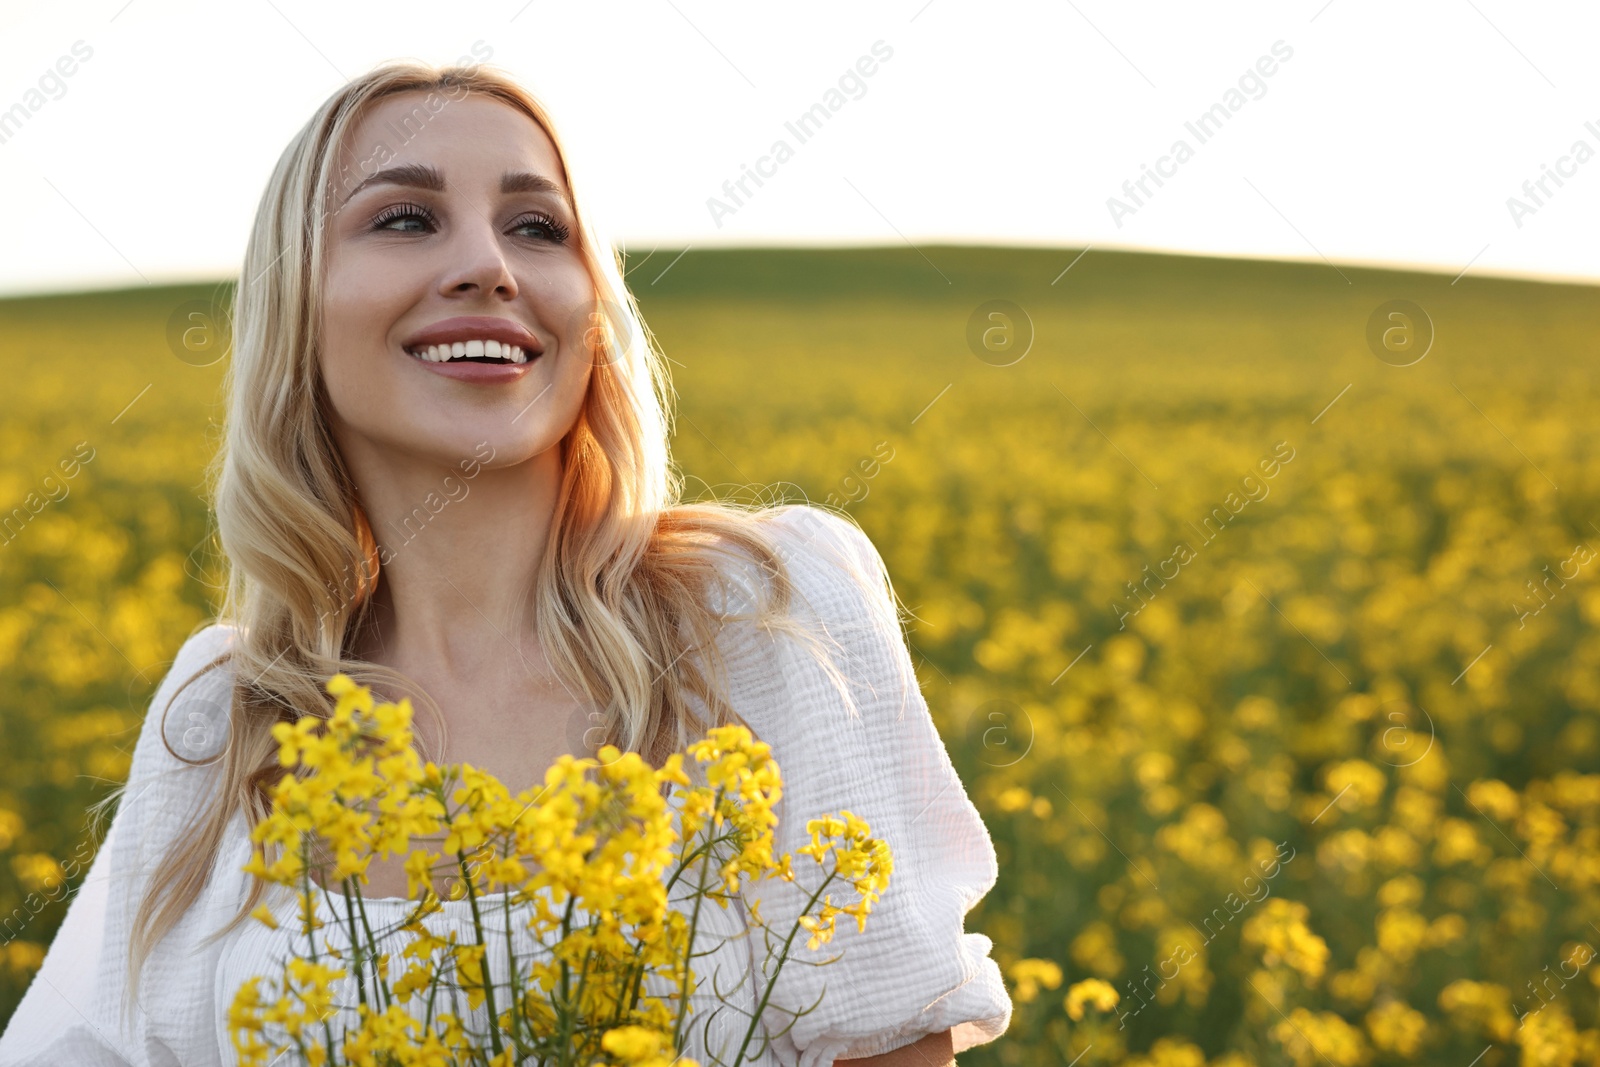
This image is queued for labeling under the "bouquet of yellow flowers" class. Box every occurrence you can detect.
[227,674,892,1067]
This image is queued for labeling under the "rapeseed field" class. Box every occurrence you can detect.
[2,247,1597,1066]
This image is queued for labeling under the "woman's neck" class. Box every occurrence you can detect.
[346,442,563,686]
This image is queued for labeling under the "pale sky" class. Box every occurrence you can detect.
[1,0,1597,297]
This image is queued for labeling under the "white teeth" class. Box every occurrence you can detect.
[405,340,532,365]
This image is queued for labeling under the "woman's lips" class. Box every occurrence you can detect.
[403,348,535,383]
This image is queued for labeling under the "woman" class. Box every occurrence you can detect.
[0,60,1010,1066]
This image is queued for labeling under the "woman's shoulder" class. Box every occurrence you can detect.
[728,503,897,624]
[702,503,917,718]
[169,620,239,672]
[760,502,879,570]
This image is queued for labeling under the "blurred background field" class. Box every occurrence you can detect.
[2,246,1599,1065]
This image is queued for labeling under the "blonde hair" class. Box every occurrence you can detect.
[116,59,874,1005]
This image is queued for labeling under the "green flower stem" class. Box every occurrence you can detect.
[671,785,721,1051]
[352,879,392,1012]
[497,834,533,1057]
[293,836,340,1066]
[418,784,450,1034]
[423,936,445,1033]
[299,839,319,964]
[566,928,598,1063]
[732,865,842,1067]
[340,876,370,1011]
[554,893,578,1067]
[459,851,507,1060]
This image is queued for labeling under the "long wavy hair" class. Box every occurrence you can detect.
[117,59,874,1003]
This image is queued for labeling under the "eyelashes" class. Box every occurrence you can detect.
[369,201,573,244]
[369,202,436,233]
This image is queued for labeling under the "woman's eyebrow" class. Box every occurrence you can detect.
[338,162,573,213]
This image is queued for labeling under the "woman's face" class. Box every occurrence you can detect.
[318,90,596,475]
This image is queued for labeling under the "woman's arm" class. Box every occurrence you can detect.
[729,507,1012,1064]
[839,1028,955,1066]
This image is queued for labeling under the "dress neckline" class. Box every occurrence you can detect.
[301,884,517,909]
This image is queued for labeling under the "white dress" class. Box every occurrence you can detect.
[0,505,1012,1066]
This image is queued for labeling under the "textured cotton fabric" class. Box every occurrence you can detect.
[0,504,1011,1065]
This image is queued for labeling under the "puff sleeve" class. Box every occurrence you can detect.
[727,505,1012,1066]
[0,623,241,1067]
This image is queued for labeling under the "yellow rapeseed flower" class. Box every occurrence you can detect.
[1064,977,1120,1020]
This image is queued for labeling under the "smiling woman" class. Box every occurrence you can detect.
[0,59,1010,1066]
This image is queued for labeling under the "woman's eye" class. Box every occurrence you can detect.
[371,204,435,233]
[514,214,572,244]
[367,204,570,243]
